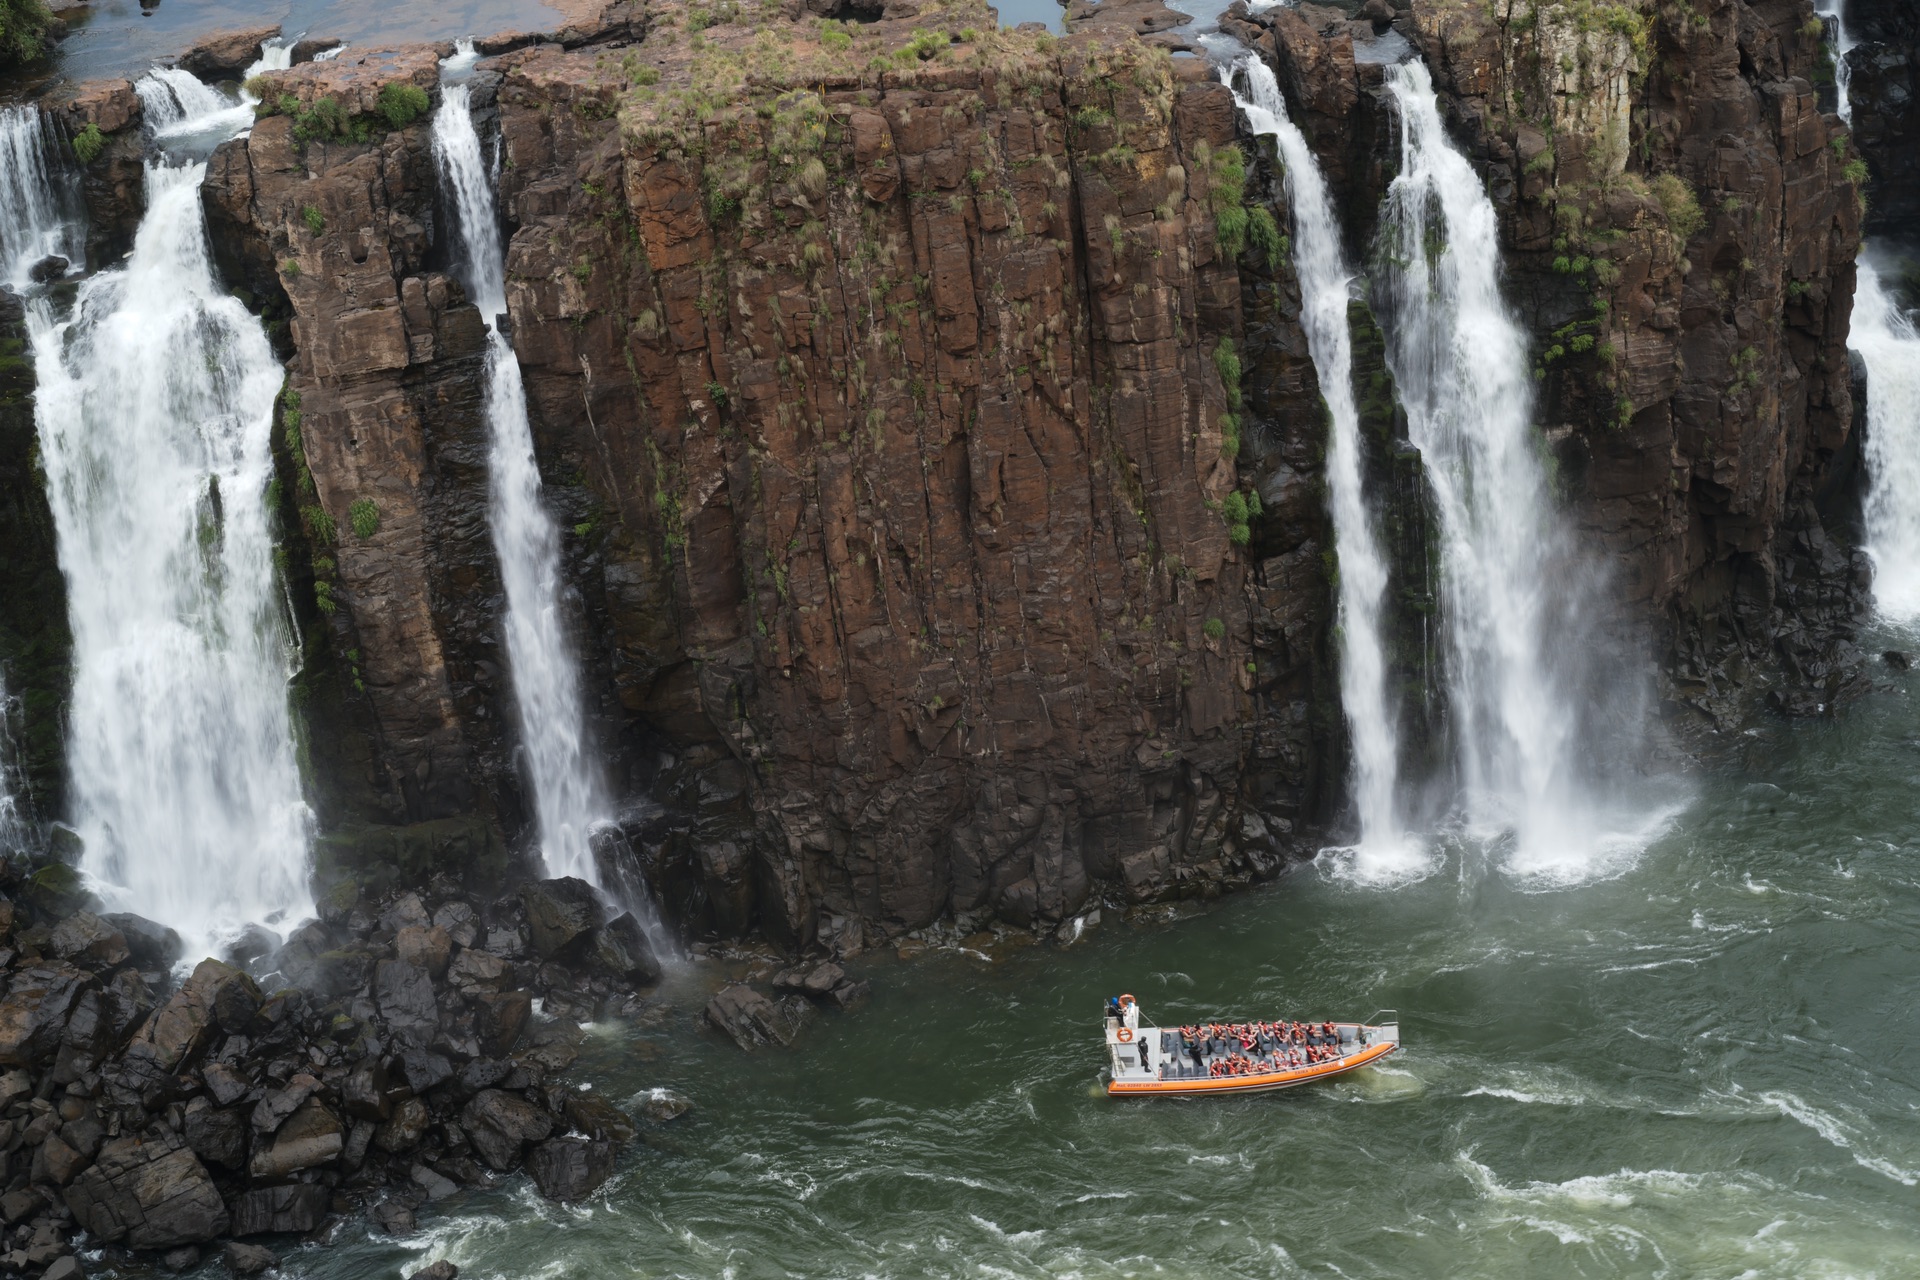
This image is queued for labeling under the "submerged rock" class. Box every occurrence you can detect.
[704,984,814,1051]
[525,1136,615,1201]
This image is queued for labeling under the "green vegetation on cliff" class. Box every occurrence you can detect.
[0,0,53,70]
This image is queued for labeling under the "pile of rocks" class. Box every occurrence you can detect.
[0,863,667,1275]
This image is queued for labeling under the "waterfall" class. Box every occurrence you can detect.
[0,675,26,854]
[0,106,82,289]
[1374,61,1652,881]
[432,52,610,887]
[27,74,312,959]
[1222,57,1422,881]
[1816,2,1920,622]
[1857,270,1920,617]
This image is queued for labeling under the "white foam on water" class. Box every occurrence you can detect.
[1760,1091,1920,1187]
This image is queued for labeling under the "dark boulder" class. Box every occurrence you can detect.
[312,948,376,997]
[472,990,531,1057]
[408,1263,459,1280]
[374,1098,430,1154]
[248,1099,344,1178]
[772,961,845,998]
[266,919,334,988]
[525,1137,615,1201]
[182,1101,248,1170]
[43,1259,83,1280]
[21,864,90,917]
[519,879,603,960]
[588,914,661,985]
[395,925,452,977]
[342,1058,397,1121]
[397,1047,455,1093]
[704,984,813,1051]
[48,913,129,968]
[249,1072,318,1136]
[460,1089,552,1170]
[446,947,506,994]
[0,966,93,1066]
[202,1062,251,1107]
[374,960,438,1045]
[222,1241,276,1275]
[64,1133,228,1248]
[103,913,183,970]
[229,1183,329,1236]
[563,1094,636,1145]
[370,1199,416,1234]
[378,891,431,934]
[127,959,260,1078]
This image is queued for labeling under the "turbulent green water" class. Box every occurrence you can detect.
[259,642,1920,1279]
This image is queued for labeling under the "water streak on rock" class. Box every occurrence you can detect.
[432,50,609,886]
[1223,56,1416,879]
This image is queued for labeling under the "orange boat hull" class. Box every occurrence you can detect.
[1105,1037,1399,1097]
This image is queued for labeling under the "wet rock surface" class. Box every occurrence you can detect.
[0,862,671,1272]
[1246,0,1871,732]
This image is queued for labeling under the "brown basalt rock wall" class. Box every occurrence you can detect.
[196,22,1341,951]
[489,37,1325,948]
[201,50,526,835]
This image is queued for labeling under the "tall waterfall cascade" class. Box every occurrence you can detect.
[433,50,611,887]
[1373,61,1659,882]
[0,106,82,290]
[0,677,25,854]
[1222,57,1422,882]
[27,67,313,960]
[1818,1,1920,622]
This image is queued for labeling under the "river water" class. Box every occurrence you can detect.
[241,631,1920,1279]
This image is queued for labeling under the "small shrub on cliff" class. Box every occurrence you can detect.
[302,205,326,236]
[1247,206,1285,270]
[1213,336,1243,411]
[348,498,380,540]
[291,95,349,143]
[1648,173,1703,249]
[1203,617,1226,641]
[70,123,105,164]
[377,82,431,130]
[1222,491,1253,545]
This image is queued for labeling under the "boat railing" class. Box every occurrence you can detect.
[1365,1009,1399,1027]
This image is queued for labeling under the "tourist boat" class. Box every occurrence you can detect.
[1101,997,1401,1097]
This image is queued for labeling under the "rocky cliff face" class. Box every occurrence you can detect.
[199,5,1345,951]
[1845,0,1919,243]
[1249,0,1868,727]
[22,0,1885,952]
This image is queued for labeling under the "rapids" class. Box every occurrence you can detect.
[259,629,1920,1279]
